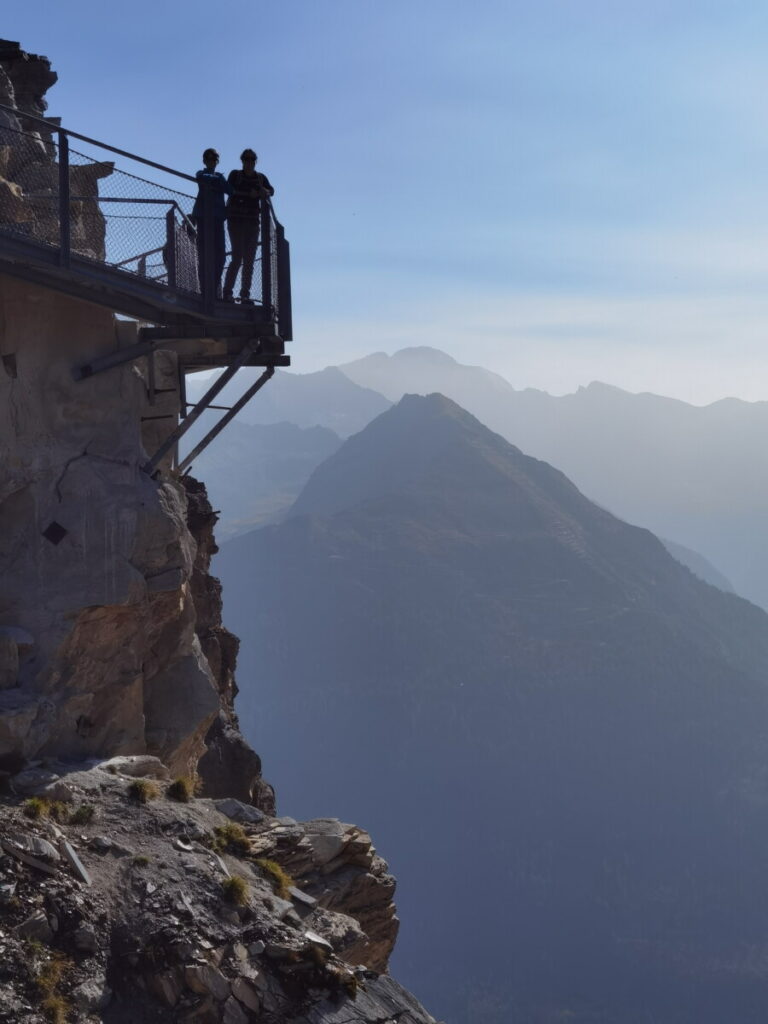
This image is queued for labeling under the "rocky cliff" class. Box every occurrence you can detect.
[0,41,436,1024]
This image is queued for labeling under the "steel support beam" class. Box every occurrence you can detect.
[178,366,275,473]
[73,337,159,380]
[141,340,258,475]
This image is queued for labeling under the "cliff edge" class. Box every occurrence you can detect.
[0,41,436,1024]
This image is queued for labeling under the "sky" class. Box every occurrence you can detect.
[6,1,768,403]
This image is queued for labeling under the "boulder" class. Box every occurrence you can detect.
[72,976,112,1011]
[214,798,265,824]
[97,755,170,779]
[10,767,60,794]
[231,976,261,1013]
[15,911,53,943]
[184,964,231,1002]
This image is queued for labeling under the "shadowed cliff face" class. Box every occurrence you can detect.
[0,45,265,787]
[219,393,768,1024]
[0,272,221,775]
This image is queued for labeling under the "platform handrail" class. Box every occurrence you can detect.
[0,101,196,184]
[0,105,292,337]
[0,102,285,229]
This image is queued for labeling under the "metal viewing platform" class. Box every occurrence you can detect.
[0,103,292,471]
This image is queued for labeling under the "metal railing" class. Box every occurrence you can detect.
[0,104,291,335]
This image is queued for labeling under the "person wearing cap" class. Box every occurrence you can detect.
[222,148,274,304]
[192,147,230,297]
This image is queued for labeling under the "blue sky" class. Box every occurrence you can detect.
[6,1,768,401]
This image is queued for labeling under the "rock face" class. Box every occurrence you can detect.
[186,476,275,812]
[0,44,265,789]
[0,39,434,1023]
[0,761,438,1023]
[0,272,217,776]
[0,40,57,120]
[0,40,114,258]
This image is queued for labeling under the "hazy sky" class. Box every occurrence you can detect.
[7,1,768,402]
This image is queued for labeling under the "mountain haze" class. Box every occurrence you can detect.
[338,347,768,608]
[186,365,391,437]
[182,420,342,538]
[218,394,768,1023]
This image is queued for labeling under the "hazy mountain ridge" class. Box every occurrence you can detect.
[182,419,342,538]
[219,393,768,1023]
[337,347,768,608]
[186,365,392,437]
[662,537,735,592]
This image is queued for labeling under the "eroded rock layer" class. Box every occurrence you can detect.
[0,760,436,1023]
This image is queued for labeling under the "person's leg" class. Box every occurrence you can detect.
[223,218,244,298]
[194,218,205,294]
[240,221,260,300]
[214,220,227,296]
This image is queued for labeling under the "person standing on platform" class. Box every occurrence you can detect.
[222,148,274,304]
[192,148,230,298]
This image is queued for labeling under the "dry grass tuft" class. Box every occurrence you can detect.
[35,953,73,1023]
[212,822,250,857]
[222,875,249,906]
[167,777,193,803]
[255,857,295,899]
[69,804,95,825]
[127,779,159,804]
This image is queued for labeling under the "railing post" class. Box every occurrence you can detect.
[276,224,292,341]
[260,200,273,317]
[58,131,70,268]
[165,207,177,289]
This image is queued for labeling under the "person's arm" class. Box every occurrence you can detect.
[258,173,275,199]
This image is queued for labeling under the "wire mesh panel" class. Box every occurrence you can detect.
[0,121,61,248]
[0,116,291,329]
[266,206,280,318]
[68,145,199,290]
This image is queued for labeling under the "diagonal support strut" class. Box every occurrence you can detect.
[141,341,258,475]
[178,366,275,473]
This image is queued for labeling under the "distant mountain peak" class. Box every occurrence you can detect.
[288,390,589,528]
[390,346,459,365]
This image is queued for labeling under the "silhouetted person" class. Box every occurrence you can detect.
[192,147,230,298]
[223,148,274,304]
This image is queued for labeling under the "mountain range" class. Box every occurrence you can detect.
[190,346,766,606]
[215,393,768,1023]
[185,364,391,437]
[339,347,768,608]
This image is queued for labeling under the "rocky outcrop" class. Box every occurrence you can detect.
[244,816,399,973]
[0,760,437,1023]
[0,40,57,120]
[185,475,275,813]
[0,40,112,258]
